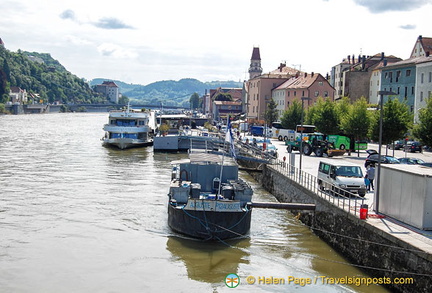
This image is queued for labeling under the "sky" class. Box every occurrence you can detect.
[1,0,432,86]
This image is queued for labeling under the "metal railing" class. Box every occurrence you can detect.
[271,159,365,217]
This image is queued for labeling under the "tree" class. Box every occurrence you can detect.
[189,92,200,109]
[341,97,371,152]
[264,98,278,126]
[335,96,351,121]
[308,97,341,134]
[118,95,129,105]
[370,98,412,145]
[213,93,233,101]
[413,97,432,147]
[280,100,303,129]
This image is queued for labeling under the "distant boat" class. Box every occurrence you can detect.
[167,144,253,240]
[102,105,156,150]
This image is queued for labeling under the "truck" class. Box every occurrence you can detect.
[271,122,295,141]
[285,125,345,157]
[250,125,272,137]
[327,135,368,151]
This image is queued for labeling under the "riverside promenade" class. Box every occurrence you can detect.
[242,139,432,292]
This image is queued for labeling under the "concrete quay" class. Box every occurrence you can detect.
[241,139,432,292]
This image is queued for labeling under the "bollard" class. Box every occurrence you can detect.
[360,204,368,220]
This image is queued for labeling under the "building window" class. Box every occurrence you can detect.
[429,72,432,82]
[420,92,423,102]
[421,73,424,83]
[315,91,319,97]
[412,87,415,95]
[396,71,401,82]
[294,91,297,96]
[406,70,411,77]
[324,91,328,97]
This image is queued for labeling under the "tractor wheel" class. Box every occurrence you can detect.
[303,143,313,156]
[286,144,292,153]
[314,148,324,157]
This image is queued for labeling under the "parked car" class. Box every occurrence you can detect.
[365,153,400,167]
[404,141,422,153]
[398,157,425,164]
[420,162,432,168]
[318,160,367,197]
[387,140,404,150]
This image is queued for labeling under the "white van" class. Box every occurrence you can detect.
[317,160,367,197]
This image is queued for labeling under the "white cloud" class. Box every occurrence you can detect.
[97,43,138,59]
[352,0,432,13]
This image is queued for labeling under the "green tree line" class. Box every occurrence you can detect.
[265,96,432,147]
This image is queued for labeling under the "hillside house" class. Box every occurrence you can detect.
[9,87,27,104]
[95,81,120,103]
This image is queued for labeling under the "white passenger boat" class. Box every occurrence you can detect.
[102,105,155,150]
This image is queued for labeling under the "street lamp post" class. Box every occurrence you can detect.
[375,91,396,212]
[299,97,311,173]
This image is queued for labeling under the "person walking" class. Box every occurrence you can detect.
[366,164,375,191]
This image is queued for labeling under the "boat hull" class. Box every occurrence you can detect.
[167,203,251,240]
[102,138,153,150]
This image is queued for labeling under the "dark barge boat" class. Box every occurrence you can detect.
[167,150,253,241]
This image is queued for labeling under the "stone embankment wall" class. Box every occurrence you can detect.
[248,164,432,293]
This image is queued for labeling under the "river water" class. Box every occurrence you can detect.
[0,113,388,293]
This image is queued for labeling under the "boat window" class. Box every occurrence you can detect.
[212,177,221,191]
[116,120,136,126]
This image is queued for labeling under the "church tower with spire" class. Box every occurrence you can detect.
[248,47,262,79]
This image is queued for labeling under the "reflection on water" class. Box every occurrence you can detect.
[166,236,250,284]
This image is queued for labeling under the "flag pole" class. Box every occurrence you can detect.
[218,115,230,196]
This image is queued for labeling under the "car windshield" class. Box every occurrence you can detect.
[386,156,400,163]
[335,166,363,177]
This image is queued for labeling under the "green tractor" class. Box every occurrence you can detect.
[286,133,345,157]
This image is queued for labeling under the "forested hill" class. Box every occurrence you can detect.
[0,46,102,104]
[89,78,243,107]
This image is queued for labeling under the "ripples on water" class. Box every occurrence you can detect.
[0,113,388,293]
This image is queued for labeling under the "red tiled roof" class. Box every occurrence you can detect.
[214,100,242,105]
[420,37,432,54]
[101,81,118,87]
[10,86,23,93]
[274,73,322,90]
